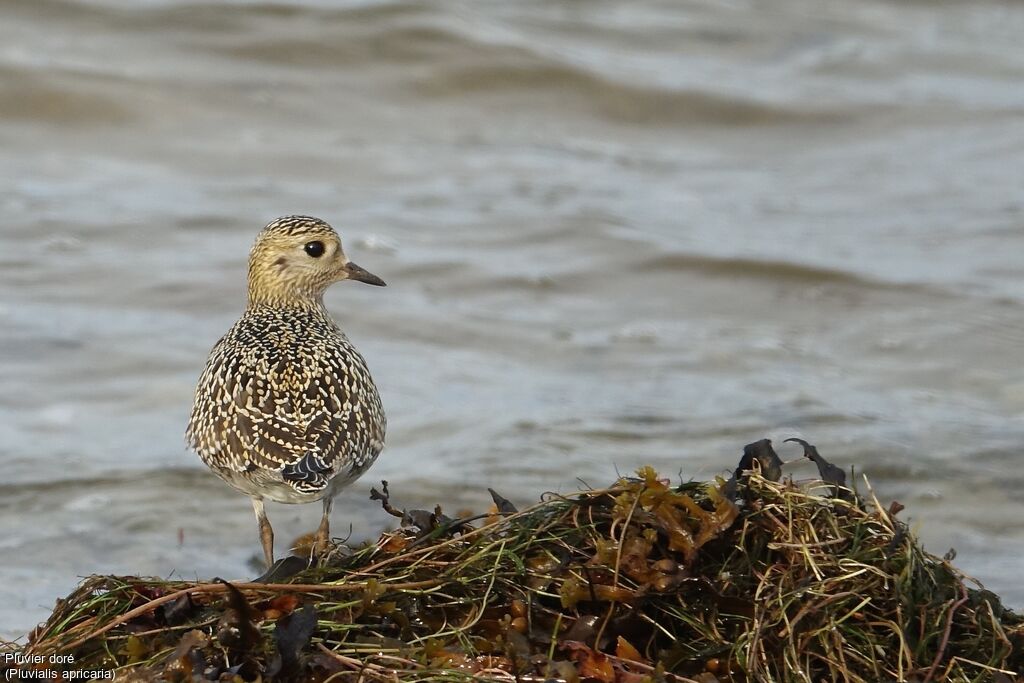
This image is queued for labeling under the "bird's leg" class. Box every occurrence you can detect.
[314,497,333,557]
[252,497,274,568]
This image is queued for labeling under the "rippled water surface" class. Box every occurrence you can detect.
[2,0,1024,638]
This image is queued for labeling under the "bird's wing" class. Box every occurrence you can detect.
[188,355,309,468]
[234,356,350,494]
[187,332,380,494]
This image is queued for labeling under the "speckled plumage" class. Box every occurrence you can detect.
[186,215,386,566]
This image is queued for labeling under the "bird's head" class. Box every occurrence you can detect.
[246,215,385,307]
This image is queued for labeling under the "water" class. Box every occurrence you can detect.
[2,0,1024,639]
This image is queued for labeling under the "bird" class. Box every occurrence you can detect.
[186,215,387,568]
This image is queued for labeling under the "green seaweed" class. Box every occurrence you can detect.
[6,454,1022,682]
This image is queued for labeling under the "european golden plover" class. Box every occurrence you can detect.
[186,215,386,567]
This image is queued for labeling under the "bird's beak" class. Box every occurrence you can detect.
[343,261,386,287]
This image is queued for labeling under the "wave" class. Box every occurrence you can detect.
[0,66,136,125]
[636,252,934,291]
[74,1,848,127]
[0,467,211,502]
[414,61,846,127]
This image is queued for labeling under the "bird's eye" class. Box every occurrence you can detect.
[304,241,325,258]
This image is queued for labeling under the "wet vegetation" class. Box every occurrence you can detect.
[7,441,1023,682]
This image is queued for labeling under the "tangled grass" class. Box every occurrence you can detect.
[7,444,1023,682]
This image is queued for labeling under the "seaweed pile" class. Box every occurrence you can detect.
[8,440,1023,682]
